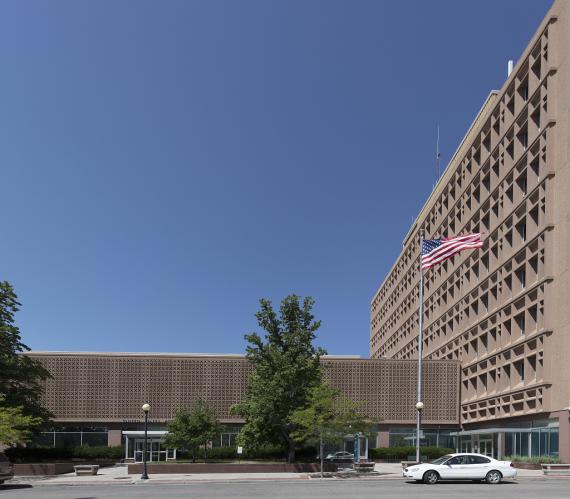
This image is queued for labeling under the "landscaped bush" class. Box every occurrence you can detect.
[205,447,240,460]
[5,446,124,463]
[71,446,124,460]
[369,446,454,461]
[503,455,561,464]
[244,444,287,460]
[178,444,317,462]
[295,445,318,461]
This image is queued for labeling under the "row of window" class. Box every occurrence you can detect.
[371,24,552,357]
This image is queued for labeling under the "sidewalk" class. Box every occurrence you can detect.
[11,464,309,486]
[9,462,566,486]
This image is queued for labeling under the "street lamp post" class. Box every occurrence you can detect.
[141,403,150,480]
[415,401,424,463]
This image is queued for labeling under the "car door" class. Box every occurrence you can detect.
[465,455,491,479]
[439,455,470,479]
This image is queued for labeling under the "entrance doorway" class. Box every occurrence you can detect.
[461,439,472,453]
[134,439,173,462]
[478,438,494,457]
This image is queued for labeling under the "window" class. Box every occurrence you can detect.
[516,220,527,242]
[481,334,488,352]
[515,313,526,335]
[448,456,468,465]
[517,172,528,195]
[469,455,491,464]
[516,266,526,289]
[514,360,525,382]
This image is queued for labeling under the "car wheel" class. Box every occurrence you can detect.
[485,470,502,484]
[423,470,439,484]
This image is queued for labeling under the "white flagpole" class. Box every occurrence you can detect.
[416,231,425,463]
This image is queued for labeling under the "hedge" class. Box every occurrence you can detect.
[5,446,124,463]
[178,444,318,462]
[369,446,455,461]
[503,455,561,464]
[6,444,318,463]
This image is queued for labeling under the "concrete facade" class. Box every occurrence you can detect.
[27,351,460,425]
[370,0,570,461]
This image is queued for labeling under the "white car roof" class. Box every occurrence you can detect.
[449,453,491,457]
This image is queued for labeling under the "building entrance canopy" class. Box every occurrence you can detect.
[123,431,176,463]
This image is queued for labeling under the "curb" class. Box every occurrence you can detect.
[10,474,570,487]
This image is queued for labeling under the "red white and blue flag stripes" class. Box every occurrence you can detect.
[421,233,483,270]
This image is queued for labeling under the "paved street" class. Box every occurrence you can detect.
[2,479,570,499]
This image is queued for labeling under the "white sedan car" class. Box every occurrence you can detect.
[403,453,517,484]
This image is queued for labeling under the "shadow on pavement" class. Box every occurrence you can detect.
[405,480,517,485]
[0,484,33,491]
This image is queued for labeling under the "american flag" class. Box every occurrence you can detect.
[421,233,483,270]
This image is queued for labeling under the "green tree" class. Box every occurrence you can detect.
[0,395,43,446]
[232,295,325,463]
[290,383,368,476]
[163,400,222,462]
[0,281,51,421]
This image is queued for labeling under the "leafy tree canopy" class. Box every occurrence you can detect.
[232,295,325,463]
[290,383,368,476]
[0,281,51,422]
[0,395,44,446]
[163,400,222,462]
[289,383,368,447]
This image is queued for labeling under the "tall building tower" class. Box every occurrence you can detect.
[370,0,570,462]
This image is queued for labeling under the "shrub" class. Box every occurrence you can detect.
[369,446,454,461]
[5,446,124,463]
[295,446,318,461]
[205,447,239,460]
[181,444,316,462]
[503,455,561,464]
[72,446,124,460]
[6,447,72,463]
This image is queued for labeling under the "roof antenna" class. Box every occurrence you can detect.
[436,124,441,180]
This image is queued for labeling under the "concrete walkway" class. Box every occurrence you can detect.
[9,462,563,486]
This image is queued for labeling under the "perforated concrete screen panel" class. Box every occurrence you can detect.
[27,352,460,425]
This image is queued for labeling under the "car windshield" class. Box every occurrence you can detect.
[430,455,453,465]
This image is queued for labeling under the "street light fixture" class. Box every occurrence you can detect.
[141,403,151,480]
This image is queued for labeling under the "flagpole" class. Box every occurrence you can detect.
[416,231,425,463]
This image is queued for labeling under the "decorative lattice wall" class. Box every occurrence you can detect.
[29,353,459,424]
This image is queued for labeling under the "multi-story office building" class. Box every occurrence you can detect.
[370,0,570,462]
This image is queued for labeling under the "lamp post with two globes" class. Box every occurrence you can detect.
[141,403,151,480]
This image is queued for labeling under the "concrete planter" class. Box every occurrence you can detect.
[127,462,337,474]
[512,462,542,470]
[542,463,570,475]
[13,463,76,476]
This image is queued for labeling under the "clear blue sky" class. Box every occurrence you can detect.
[1,0,552,357]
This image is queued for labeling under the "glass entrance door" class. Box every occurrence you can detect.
[479,439,494,457]
[461,439,472,453]
[134,439,164,462]
[150,441,161,462]
[134,439,145,463]
[132,438,175,462]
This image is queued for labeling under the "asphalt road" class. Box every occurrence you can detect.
[1,479,569,499]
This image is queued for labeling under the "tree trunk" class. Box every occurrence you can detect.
[287,444,295,464]
[280,428,296,464]
[203,442,208,462]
